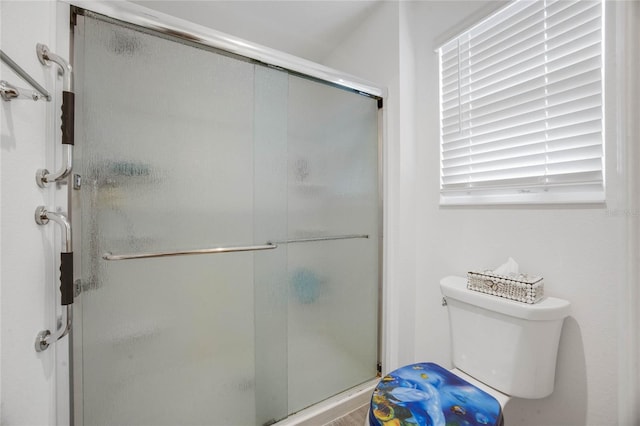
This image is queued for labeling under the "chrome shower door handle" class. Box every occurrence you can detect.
[35,44,75,188]
[35,206,73,305]
[103,243,278,261]
[103,234,370,261]
[34,206,74,352]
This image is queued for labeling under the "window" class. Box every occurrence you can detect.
[438,0,604,205]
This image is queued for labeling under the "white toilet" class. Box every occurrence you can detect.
[368,276,571,426]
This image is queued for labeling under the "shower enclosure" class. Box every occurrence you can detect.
[71,8,381,426]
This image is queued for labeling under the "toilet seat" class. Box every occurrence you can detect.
[369,363,504,426]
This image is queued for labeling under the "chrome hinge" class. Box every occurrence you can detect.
[441,297,448,307]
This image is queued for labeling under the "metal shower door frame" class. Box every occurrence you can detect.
[65,2,386,425]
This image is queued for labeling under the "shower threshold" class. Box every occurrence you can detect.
[274,379,377,426]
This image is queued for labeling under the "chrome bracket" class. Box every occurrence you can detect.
[37,44,71,82]
[0,80,46,102]
[34,309,68,352]
[442,297,448,307]
[34,205,49,225]
[36,44,51,67]
[34,306,72,353]
[35,330,52,352]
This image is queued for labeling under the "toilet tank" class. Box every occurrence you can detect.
[440,276,571,399]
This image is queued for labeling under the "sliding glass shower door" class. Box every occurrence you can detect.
[73,11,379,426]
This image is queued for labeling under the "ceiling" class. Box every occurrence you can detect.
[131,0,383,63]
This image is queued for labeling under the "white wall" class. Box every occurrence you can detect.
[327,1,639,425]
[1,1,70,424]
[408,2,638,424]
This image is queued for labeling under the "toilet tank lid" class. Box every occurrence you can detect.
[440,276,571,321]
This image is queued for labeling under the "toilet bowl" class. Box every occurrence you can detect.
[368,276,571,426]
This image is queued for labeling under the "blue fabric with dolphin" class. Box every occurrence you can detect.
[369,362,503,426]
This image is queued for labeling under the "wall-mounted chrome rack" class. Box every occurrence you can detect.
[0,49,51,101]
[102,234,369,261]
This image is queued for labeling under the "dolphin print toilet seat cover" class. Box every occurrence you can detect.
[370,362,504,426]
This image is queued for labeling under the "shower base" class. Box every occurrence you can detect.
[274,379,377,426]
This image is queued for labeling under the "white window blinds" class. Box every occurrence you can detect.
[438,0,604,205]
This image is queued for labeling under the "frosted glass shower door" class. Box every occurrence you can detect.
[74,14,285,426]
[285,77,379,412]
[74,10,380,426]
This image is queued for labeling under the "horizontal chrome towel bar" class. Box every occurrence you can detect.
[103,243,278,261]
[102,234,369,261]
[268,234,369,244]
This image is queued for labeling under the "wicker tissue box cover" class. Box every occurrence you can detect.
[467,271,544,304]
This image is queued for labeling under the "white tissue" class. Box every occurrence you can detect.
[493,257,519,276]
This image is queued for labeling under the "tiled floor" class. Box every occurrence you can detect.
[324,404,368,426]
